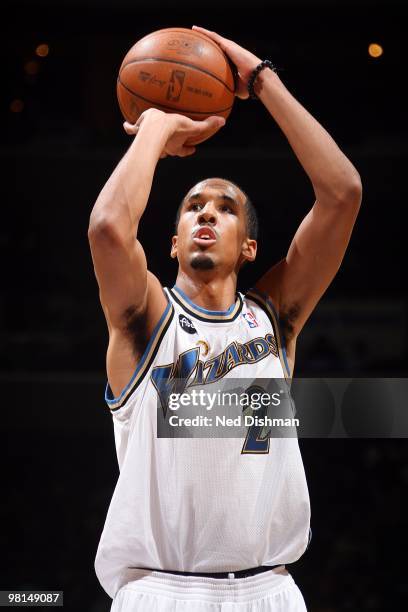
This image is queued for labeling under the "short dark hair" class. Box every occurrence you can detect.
[174,179,258,241]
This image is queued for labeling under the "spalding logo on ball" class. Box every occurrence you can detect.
[117,27,236,123]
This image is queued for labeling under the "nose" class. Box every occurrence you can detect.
[197,202,217,225]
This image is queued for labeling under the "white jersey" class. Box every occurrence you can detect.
[95,285,311,599]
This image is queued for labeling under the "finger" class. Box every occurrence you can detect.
[200,115,226,131]
[123,121,138,135]
[192,25,222,41]
[125,111,147,133]
[178,146,196,157]
[236,76,250,100]
[135,113,146,127]
[184,116,225,147]
[186,117,225,142]
[192,26,229,50]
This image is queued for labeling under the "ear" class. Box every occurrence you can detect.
[170,235,178,259]
[241,238,257,263]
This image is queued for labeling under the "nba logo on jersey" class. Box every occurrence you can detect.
[243,310,259,328]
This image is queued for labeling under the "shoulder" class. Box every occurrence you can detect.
[106,275,174,401]
[244,287,295,376]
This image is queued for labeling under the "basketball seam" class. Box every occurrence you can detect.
[117,78,233,115]
[120,57,235,94]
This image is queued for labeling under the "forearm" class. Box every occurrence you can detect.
[258,69,361,203]
[89,111,170,236]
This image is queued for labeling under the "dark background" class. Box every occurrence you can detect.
[1,0,407,610]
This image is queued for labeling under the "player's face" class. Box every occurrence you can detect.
[171,178,257,273]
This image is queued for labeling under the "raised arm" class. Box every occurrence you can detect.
[88,108,225,396]
[249,71,361,338]
[193,27,362,371]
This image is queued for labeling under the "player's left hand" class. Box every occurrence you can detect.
[192,26,261,99]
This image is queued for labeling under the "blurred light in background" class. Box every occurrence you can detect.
[36,43,49,58]
[368,43,383,58]
[10,99,24,113]
[24,60,40,75]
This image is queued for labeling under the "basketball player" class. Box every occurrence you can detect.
[89,27,362,611]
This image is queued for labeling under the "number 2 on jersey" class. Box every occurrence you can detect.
[241,385,271,454]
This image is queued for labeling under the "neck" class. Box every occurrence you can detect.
[174,271,238,311]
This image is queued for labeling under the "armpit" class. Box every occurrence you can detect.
[279,302,301,343]
[123,305,150,358]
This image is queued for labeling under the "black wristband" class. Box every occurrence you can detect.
[247,60,277,99]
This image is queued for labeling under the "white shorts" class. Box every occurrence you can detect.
[110,566,307,612]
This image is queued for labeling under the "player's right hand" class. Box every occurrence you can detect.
[123,109,225,158]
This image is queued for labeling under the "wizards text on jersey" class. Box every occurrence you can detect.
[151,333,278,418]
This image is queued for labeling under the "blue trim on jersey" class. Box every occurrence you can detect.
[247,287,291,377]
[105,299,173,405]
[172,285,237,316]
[264,296,291,377]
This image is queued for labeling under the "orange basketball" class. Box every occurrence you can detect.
[117,28,236,125]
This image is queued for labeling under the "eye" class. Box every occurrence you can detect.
[221,204,233,213]
[189,202,203,211]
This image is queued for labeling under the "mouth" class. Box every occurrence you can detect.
[192,226,217,247]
